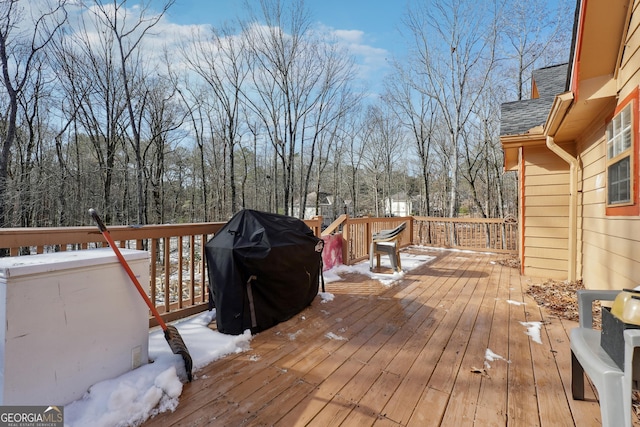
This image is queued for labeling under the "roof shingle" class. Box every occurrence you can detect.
[500,63,569,136]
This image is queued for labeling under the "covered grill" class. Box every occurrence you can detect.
[205,209,324,335]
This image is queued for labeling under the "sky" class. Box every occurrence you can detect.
[166,0,409,51]
[61,248,542,426]
[143,0,572,100]
[153,0,411,94]
[22,0,573,106]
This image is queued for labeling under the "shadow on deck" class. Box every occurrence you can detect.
[143,247,603,426]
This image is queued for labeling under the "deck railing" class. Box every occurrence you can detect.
[0,223,222,327]
[0,215,515,325]
[0,218,323,327]
[412,216,518,254]
[323,215,518,265]
[326,216,414,264]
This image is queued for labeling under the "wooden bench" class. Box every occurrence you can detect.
[571,289,640,427]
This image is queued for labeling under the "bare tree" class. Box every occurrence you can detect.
[0,0,67,227]
[297,35,361,220]
[0,0,569,229]
[143,75,185,224]
[361,105,405,217]
[173,79,211,221]
[404,0,499,218]
[383,69,438,216]
[460,87,508,219]
[56,7,128,223]
[15,59,48,227]
[343,112,366,216]
[242,0,359,217]
[240,0,310,215]
[183,23,250,217]
[500,0,573,100]
[91,0,175,224]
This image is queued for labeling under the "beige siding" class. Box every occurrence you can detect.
[580,178,606,206]
[525,266,568,279]
[618,0,640,94]
[512,1,640,286]
[524,216,570,228]
[524,227,570,238]
[578,117,640,290]
[524,184,570,196]
[522,146,570,279]
[574,1,640,290]
[583,226,640,255]
[524,194,569,206]
[582,239,640,289]
[576,0,640,289]
[526,246,571,260]
[526,237,568,249]
[582,218,640,254]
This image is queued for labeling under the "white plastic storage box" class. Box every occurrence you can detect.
[0,248,150,405]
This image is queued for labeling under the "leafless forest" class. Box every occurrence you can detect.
[0,0,572,227]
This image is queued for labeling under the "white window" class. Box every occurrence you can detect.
[607,104,633,206]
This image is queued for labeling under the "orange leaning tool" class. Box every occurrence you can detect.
[89,208,193,382]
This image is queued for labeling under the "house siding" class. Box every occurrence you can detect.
[522,145,570,279]
[618,0,640,92]
[499,1,640,284]
[578,0,640,290]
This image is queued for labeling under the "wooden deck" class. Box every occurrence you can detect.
[144,248,606,426]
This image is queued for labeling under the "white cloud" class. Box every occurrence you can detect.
[313,23,391,89]
[333,29,365,44]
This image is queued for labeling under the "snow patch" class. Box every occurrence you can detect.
[325,332,348,341]
[520,321,543,344]
[322,249,435,287]
[484,348,510,369]
[319,292,335,303]
[288,330,303,341]
[64,310,252,427]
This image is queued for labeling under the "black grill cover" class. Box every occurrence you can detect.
[205,209,324,335]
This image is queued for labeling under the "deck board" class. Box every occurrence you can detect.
[143,248,609,427]
[439,258,499,426]
[474,261,510,426]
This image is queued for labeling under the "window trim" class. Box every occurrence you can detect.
[606,87,639,216]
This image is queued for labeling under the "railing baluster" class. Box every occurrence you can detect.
[178,236,183,309]
[200,234,207,304]
[150,237,158,313]
[163,237,170,314]
[190,235,196,306]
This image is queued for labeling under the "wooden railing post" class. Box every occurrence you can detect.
[341,215,350,266]
[408,219,414,245]
[366,217,372,261]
